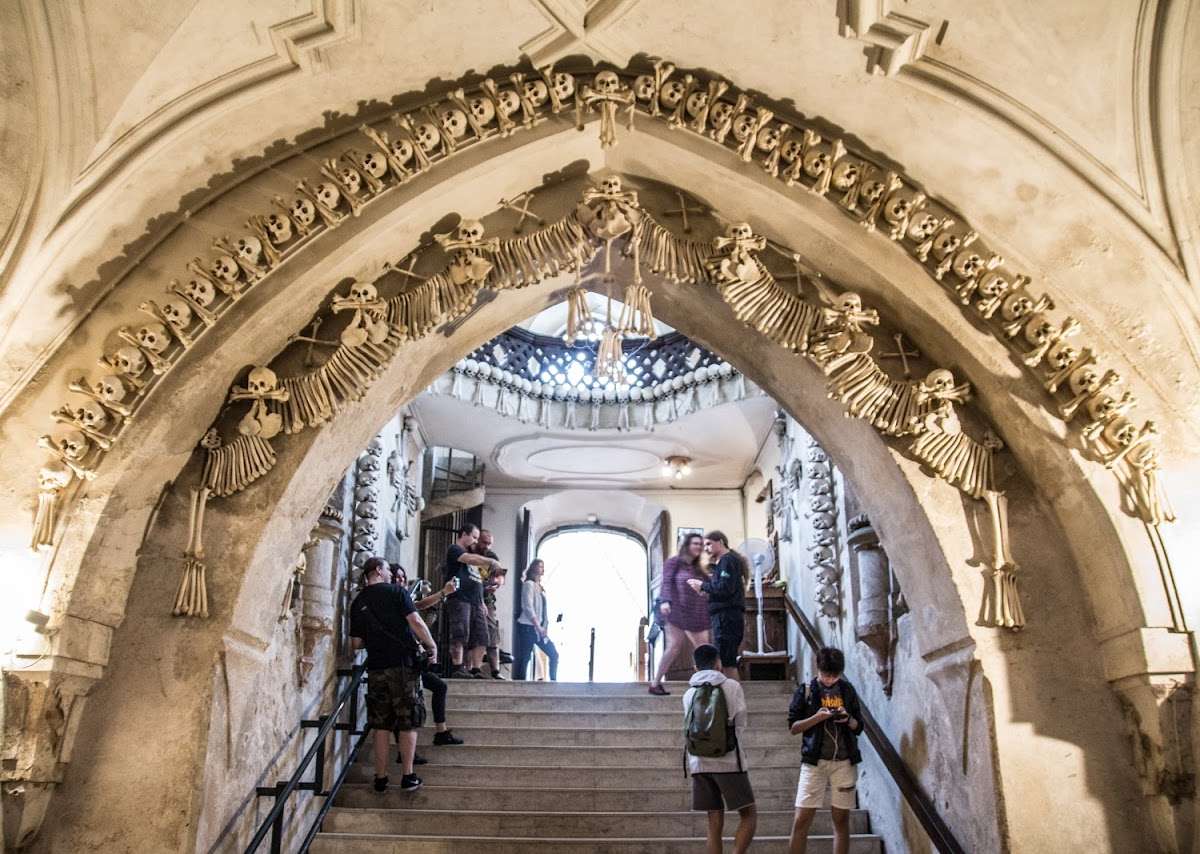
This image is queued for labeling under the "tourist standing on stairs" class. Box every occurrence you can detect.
[683,643,757,854]
[443,524,502,679]
[471,528,509,679]
[787,646,864,854]
[687,530,747,679]
[391,563,466,761]
[649,532,711,695]
[349,557,437,794]
[513,559,560,680]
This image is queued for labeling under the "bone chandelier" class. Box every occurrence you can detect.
[29,58,1175,630]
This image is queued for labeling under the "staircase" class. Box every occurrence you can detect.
[311,680,884,852]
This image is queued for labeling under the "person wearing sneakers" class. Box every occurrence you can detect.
[349,557,437,794]
[471,528,508,679]
[787,646,864,854]
[391,563,466,763]
[443,524,502,679]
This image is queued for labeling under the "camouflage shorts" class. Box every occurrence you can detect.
[366,664,426,734]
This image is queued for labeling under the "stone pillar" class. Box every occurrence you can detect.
[296,504,344,687]
[847,514,894,694]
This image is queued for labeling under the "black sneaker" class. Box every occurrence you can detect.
[433,730,464,746]
[499,650,513,664]
[491,671,507,680]
[372,775,388,793]
[469,668,485,680]
[449,667,472,679]
[402,752,428,766]
[399,774,422,792]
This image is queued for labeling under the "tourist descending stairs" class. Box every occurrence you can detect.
[311,680,883,852]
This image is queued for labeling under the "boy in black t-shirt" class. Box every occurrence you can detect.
[443,525,503,678]
[349,557,439,793]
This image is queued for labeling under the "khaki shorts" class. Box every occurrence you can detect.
[691,771,755,812]
[796,759,857,810]
[366,664,426,734]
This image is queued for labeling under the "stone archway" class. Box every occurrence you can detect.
[6,64,1193,854]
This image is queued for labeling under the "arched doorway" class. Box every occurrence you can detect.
[535,526,649,682]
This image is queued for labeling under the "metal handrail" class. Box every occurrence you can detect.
[782,596,967,854]
[245,665,368,854]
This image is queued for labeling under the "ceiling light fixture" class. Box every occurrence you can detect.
[661,455,693,481]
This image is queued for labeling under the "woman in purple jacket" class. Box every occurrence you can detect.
[648,533,711,695]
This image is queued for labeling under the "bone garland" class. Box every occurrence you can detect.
[981,490,1025,630]
[1124,439,1175,527]
[564,287,593,345]
[201,430,276,497]
[31,462,74,550]
[173,487,211,618]
[908,370,999,499]
[808,292,880,374]
[825,354,927,436]
[635,216,710,283]
[578,70,635,148]
[617,284,656,338]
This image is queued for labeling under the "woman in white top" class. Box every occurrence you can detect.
[513,559,560,681]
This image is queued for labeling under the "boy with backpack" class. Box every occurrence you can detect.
[786,646,863,854]
[683,643,757,854]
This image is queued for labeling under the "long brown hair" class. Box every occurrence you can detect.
[676,532,703,566]
[705,530,749,581]
[524,559,545,582]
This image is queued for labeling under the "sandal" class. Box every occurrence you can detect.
[647,684,670,696]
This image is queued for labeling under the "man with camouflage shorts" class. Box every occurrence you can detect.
[472,528,508,679]
[350,557,438,793]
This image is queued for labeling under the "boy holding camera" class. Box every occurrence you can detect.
[786,646,863,854]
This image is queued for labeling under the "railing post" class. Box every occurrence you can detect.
[588,627,596,682]
[252,782,288,854]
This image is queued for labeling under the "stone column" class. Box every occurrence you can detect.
[296,504,344,688]
[847,514,894,694]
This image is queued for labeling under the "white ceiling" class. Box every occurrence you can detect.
[410,382,777,489]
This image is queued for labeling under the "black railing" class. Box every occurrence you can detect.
[783,596,967,854]
[245,665,369,854]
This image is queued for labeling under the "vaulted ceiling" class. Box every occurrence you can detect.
[2,0,1199,432]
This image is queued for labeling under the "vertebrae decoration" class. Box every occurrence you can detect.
[29,59,1167,629]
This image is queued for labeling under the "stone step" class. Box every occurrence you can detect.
[441,680,795,696]
[336,784,806,812]
[444,709,684,729]
[347,763,801,788]
[311,833,883,853]
[445,694,791,713]
[418,725,793,747]
[322,807,869,838]
[367,744,787,768]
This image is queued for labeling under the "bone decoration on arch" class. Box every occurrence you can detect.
[28,58,1174,624]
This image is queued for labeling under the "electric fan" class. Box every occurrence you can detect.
[737,538,776,657]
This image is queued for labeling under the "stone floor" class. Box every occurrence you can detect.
[311,680,883,852]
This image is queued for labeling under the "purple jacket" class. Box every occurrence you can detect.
[660,556,710,631]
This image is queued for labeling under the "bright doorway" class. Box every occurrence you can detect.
[536,528,649,682]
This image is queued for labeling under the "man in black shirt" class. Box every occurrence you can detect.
[443,524,502,678]
[349,557,438,793]
[687,530,747,679]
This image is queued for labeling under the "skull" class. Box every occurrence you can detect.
[265,213,293,243]
[60,430,90,461]
[235,235,263,263]
[210,255,239,283]
[953,251,985,279]
[75,400,110,431]
[731,113,758,142]
[804,149,831,177]
[522,79,549,107]
[1104,417,1137,448]
[1046,341,1079,369]
[38,461,73,491]
[594,70,620,95]
[95,375,128,404]
[579,388,591,403]
[780,138,804,163]
[726,222,753,241]
[1068,365,1101,395]
[907,213,940,242]
[389,137,414,164]
[831,160,860,190]
[457,219,485,243]
[709,101,733,127]
[978,272,1010,299]
[468,96,496,126]
[161,298,193,329]
[338,167,362,194]
[136,323,170,353]
[247,366,278,395]
[413,123,440,152]
[633,75,656,101]
[292,198,317,227]
[463,359,479,375]
[932,231,962,258]
[755,125,781,152]
[360,152,388,178]
[604,388,617,403]
[659,80,685,108]
[924,368,955,393]
[836,292,862,313]
[495,90,520,118]
[439,107,468,139]
[718,362,733,377]
[114,346,147,377]
[349,281,378,302]
[185,278,215,306]
[315,182,341,210]
[356,500,379,519]
[686,91,709,118]
[1002,293,1034,321]
[629,387,644,402]
[599,175,623,195]
[860,178,887,204]
[552,72,575,102]
[695,366,710,383]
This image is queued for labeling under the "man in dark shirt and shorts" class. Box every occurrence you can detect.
[350,557,439,793]
[444,524,502,678]
[472,528,508,679]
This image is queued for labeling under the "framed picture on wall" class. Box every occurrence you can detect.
[677,527,704,547]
